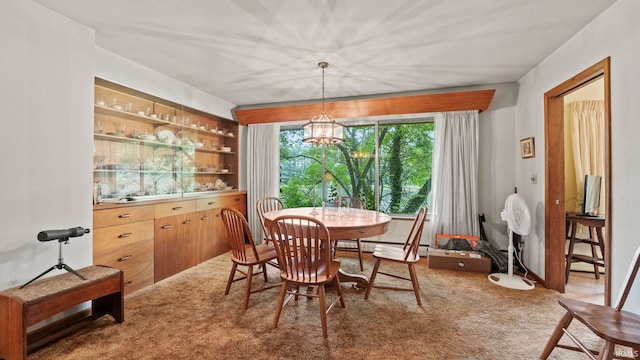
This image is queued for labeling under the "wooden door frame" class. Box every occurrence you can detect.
[544,57,611,305]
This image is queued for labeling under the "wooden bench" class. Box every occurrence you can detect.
[0,265,124,360]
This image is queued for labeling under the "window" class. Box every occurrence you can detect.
[279,119,434,215]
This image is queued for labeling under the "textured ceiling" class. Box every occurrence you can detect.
[34,0,617,106]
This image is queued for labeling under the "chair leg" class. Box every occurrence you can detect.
[243,265,254,310]
[408,264,422,306]
[540,311,575,359]
[273,282,288,329]
[334,275,346,308]
[597,341,614,360]
[318,284,328,338]
[356,238,364,271]
[364,258,382,300]
[225,263,238,295]
[262,261,269,281]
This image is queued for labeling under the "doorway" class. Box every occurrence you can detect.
[544,57,612,305]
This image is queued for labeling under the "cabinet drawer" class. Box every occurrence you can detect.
[93,222,154,265]
[154,200,196,218]
[122,261,154,296]
[94,235,154,268]
[195,194,245,211]
[94,205,154,228]
[93,220,154,260]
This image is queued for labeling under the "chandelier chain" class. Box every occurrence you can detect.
[320,61,327,114]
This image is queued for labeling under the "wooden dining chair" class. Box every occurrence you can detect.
[220,208,280,310]
[256,196,285,245]
[268,215,346,338]
[335,195,366,271]
[364,207,427,306]
[540,245,640,360]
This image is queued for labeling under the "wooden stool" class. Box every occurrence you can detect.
[565,220,605,283]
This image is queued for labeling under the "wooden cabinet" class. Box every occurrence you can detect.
[154,212,196,282]
[153,193,247,281]
[93,192,246,291]
[93,205,155,296]
[92,78,244,294]
[194,209,221,264]
[93,78,239,201]
[193,193,247,263]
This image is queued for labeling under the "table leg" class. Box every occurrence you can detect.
[331,239,369,289]
[338,269,369,290]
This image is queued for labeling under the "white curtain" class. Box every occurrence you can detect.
[568,100,605,215]
[246,123,281,241]
[429,110,479,247]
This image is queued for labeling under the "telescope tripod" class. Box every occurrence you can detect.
[20,238,86,289]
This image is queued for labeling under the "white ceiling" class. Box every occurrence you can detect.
[34,0,617,107]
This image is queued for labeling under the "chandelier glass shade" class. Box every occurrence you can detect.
[303,113,344,145]
[303,62,343,145]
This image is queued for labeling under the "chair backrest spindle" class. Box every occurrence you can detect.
[403,207,427,261]
[337,195,365,209]
[614,246,640,311]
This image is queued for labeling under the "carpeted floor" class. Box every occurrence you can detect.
[29,252,603,359]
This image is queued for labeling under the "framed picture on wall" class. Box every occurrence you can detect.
[520,137,535,158]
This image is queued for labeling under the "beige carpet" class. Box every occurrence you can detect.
[29,252,603,360]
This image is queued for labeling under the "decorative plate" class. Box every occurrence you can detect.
[156,129,176,143]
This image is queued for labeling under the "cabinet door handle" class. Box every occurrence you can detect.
[183,220,191,224]
[162,224,172,229]
[118,255,133,261]
[119,213,132,218]
[208,201,216,205]
[124,280,133,286]
[172,206,183,210]
[201,216,209,221]
[119,232,133,238]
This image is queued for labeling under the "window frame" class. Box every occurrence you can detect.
[279,114,434,215]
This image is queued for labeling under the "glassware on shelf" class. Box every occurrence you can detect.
[109,121,126,136]
[95,120,103,134]
[93,154,105,169]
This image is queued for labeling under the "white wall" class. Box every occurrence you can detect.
[0,0,237,290]
[516,0,640,311]
[0,0,94,288]
[478,105,517,250]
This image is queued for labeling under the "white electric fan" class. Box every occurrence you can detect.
[488,193,535,290]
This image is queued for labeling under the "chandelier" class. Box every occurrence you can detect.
[303,62,344,145]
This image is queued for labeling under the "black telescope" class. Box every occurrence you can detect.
[37,227,90,242]
[20,226,91,288]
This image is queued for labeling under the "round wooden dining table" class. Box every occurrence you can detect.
[262,207,392,289]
